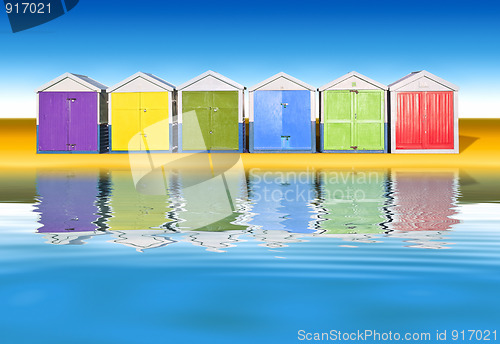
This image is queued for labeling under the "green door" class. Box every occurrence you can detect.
[323,90,384,151]
[211,91,239,150]
[355,91,384,150]
[182,91,239,151]
[182,91,211,150]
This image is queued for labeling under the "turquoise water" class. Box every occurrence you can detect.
[1,169,499,344]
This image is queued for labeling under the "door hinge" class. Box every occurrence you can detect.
[350,146,358,150]
[350,90,359,94]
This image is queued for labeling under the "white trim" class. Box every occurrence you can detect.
[320,92,324,124]
[318,71,388,92]
[36,72,107,93]
[249,92,254,122]
[177,70,244,91]
[107,72,175,93]
[390,92,397,153]
[36,93,40,125]
[249,72,316,92]
[108,93,113,126]
[454,92,459,153]
[389,70,459,92]
[310,91,316,122]
[178,91,183,124]
[238,90,244,123]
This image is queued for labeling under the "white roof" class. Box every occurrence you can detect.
[36,72,107,93]
[177,70,244,91]
[249,72,316,92]
[318,71,388,91]
[107,72,175,92]
[389,70,459,91]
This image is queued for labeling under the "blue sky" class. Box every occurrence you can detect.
[1,0,499,117]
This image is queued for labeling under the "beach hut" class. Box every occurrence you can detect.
[177,71,245,153]
[249,72,316,153]
[36,73,108,153]
[319,72,388,153]
[389,71,459,153]
[107,72,176,153]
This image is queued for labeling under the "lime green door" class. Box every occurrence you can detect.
[182,91,212,150]
[355,91,384,150]
[182,91,239,151]
[211,91,239,150]
[323,90,384,151]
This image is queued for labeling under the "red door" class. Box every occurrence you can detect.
[425,92,454,149]
[396,91,454,150]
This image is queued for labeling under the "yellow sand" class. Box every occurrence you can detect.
[0,119,499,171]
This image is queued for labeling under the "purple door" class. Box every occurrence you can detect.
[38,92,69,151]
[67,92,98,152]
[38,92,98,152]
[36,172,100,233]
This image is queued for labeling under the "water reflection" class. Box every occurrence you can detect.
[35,170,106,245]
[32,168,468,251]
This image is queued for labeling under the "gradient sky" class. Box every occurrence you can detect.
[0,0,499,117]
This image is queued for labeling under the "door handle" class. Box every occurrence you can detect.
[144,109,147,112]
[213,107,218,112]
[210,131,213,134]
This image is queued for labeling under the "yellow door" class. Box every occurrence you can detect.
[111,93,141,151]
[141,92,170,151]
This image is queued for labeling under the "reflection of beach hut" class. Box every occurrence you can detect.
[249,73,316,153]
[319,72,388,153]
[177,71,245,152]
[35,170,104,245]
[36,73,108,153]
[107,171,173,231]
[315,171,389,235]
[107,171,176,251]
[247,171,317,234]
[107,72,175,153]
[389,170,459,231]
[389,71,459,153]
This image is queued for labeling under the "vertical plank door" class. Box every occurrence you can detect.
[67,92,98,152]
[425,91,454,149]
[396,92,424,149]
[282,90,311,150]
[355,90,384,151]
[253,90,282,150]
[38,92,69,151]
[211,91,239,151]
[141,92,170,151]
[111,92,141,151]
[323,91,352,150]
[182,91,211,151]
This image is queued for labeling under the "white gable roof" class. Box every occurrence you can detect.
[389,70,459,91]
[107,72,175,92]
[318,71,387,91]
[249,72,316,92]
[36,72,107,93]
[177,70,244,91]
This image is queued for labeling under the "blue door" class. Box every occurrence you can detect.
[282,90,311,150]
[254,90,282,150]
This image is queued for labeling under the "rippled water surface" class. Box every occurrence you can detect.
[1,168,499,344]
